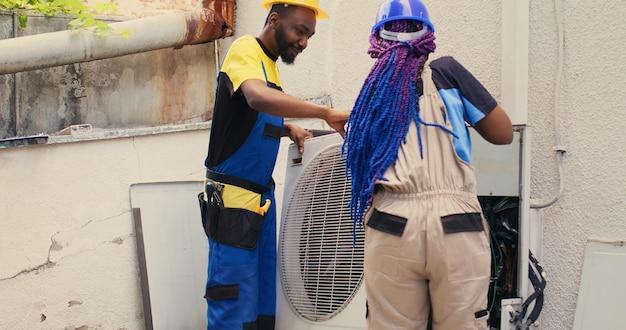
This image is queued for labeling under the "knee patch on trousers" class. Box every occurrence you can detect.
[243,315,276,330]
[367,209,407,237]
[205,284,240,301]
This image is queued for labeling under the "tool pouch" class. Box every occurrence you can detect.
[199,182,271,250]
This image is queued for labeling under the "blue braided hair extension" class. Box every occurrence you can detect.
[343,20,437,228]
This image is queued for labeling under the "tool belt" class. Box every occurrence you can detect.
[198,170,273,250]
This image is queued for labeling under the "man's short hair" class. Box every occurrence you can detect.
[264,3,297,26]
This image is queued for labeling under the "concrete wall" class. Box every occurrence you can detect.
[0,129,209,329]
[226,0,501,112]
[0,14,15,137]
[0,1,504,328]
[1,0,626,329]
[85,0,203,18]
[529,0,626,328]
[0,13,216,139]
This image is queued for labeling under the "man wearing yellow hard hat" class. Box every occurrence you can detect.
[199,1,347,329]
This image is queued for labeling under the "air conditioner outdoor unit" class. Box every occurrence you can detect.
[276,127,538,330]
[276,132,367,330]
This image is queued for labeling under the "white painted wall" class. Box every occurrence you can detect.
[1,0,625,329]
[0,130,209,329]
[529,1,626,329]
[226,0,502,113]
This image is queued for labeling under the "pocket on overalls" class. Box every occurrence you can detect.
[474,309,490,329]
[440,212,491,282]
[202,182,271,250]
[198,190,220,239]
[366,208,408,237]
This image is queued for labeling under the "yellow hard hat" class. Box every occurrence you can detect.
[262,0,328,19]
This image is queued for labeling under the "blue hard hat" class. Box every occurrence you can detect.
[372,0,435,33]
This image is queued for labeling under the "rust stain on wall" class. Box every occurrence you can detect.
[1,15,218,139]
[157,50,189,124]
[210,0,236,33]
[184,0,236,45]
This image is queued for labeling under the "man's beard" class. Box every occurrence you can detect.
[275,25,300,65]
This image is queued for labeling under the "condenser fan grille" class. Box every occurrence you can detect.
[280,144,365,322]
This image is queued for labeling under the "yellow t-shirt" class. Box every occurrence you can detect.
[222,35,282,92]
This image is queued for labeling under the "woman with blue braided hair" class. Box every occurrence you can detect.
[344,0,513,329]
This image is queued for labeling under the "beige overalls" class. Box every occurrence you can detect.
[364,66,491,330]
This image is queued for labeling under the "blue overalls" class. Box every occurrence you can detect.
[204,60,283,329]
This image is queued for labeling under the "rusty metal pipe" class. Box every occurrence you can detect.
[0,0,235,75]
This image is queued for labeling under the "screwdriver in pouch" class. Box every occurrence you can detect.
[206,181,224,207]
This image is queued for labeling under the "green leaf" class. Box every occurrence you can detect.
[1,0,123,36]
[68,17,82,30]
[18,13,27,28]
[95,20,109,31]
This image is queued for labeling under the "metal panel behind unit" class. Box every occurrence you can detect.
[573,241,626,330]
[471,129,521,197]
[130,181,207,330]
